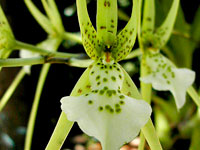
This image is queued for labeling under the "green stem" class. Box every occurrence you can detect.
[0,55,87,67]
[45,112,74,150]
[187,86,200,108]
[138,133,145,150]
[139,56,153,150]
[0,69,26,112]
[139,52,162,150]
[62,32,82,44]
[24,64,51,150]
[15,41,81,58]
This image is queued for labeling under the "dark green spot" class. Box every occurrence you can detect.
[99,106,103,111]
[88,100,93,104]
[103,78,108,82]
[104,86,108,90]
[119,101,125,105]
[116,108,121,113]
[96,75,100,80]
[162,73,167,79]
[112,90,116,95]
[167,80,171,84]
[115,103,120,108]
[111,76,116,81]
[171,72,175,78]
[107,90,113,97]
[100,90,105,95]
[119,95,125,99]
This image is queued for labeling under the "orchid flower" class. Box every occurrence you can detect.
[140,0,195,109]
[61,0,152,149]
[0,5,15,59]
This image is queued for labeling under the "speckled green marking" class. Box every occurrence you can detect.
[119,100,125,105]
[103,78,108,82]
[88,100,93,104]
[111,76,116,81]
[98,106,104,111]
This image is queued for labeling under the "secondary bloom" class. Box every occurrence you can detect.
[140,51,195,109]
[140,0,195,109]
[61,0,152,149]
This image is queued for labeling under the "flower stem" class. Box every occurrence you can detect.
[24,64,51,150]
[15,41,81,58]
[45,112,74,150]
[187,86,200,108]
[140,53,163,150]
[0,69,26,112]
[138,133,145,150]
[0,55,87,67]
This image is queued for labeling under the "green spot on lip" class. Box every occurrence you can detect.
[88,100,93,104]
[98,106,103,111]
[119,101,125,105]
[119,95,125,99]
[111,76,116,81]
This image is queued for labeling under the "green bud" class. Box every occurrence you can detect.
[0,5,15,51]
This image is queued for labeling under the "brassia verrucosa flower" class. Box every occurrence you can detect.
[61,0,152,149]
[140,0,195,109]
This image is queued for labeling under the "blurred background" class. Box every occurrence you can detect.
[0,0,200,150]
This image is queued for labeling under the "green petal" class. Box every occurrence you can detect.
[61,60,151,149]
[142,0,155,33]
[154,0,180,48]
[96,0,117,45]
[77,0,100,60]
[112,0,138,62]
[140,51,195,109]
[0,5,15,51]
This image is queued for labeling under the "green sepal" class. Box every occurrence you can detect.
[154,0,180,48]
[111,0,138,62]
[77,0,100,60]
[0,5,15,51]
[96,0,117,45]
[121,67,141,99]
[24,0,54,35]
[142,0,155,33]
[45,65,93,150]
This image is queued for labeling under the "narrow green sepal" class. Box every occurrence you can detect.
[24,0,54,35]
[77,0,100,60]
[96,0,117,45]
[111,0,138,62]
[154,0,180,48]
